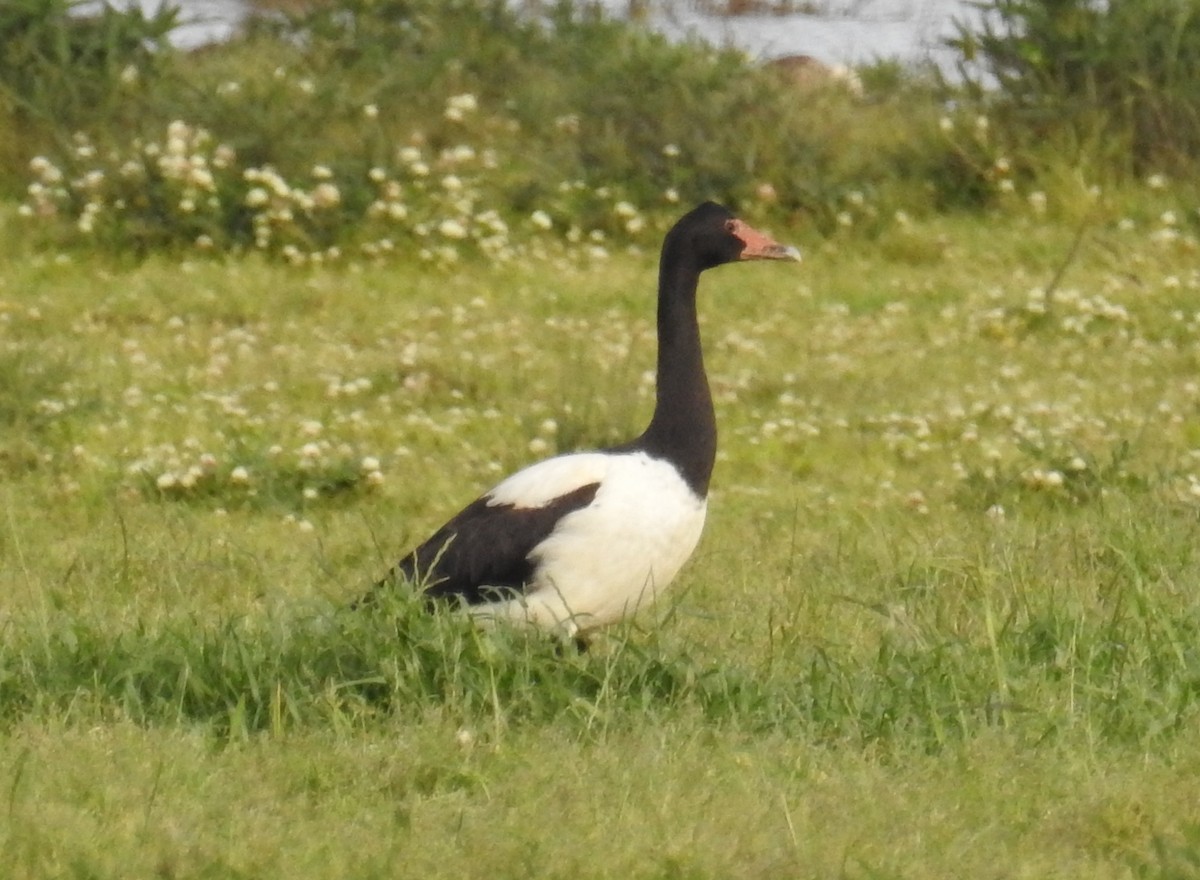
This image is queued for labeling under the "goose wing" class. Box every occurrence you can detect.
[381,453,609,605]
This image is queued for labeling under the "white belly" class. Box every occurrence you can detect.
[468,452,707,636]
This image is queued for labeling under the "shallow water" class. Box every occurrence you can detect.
[90,0,975,68]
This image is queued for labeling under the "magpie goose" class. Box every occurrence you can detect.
[366,202,799,640]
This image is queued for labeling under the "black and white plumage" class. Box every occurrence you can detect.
[367,202,800,639]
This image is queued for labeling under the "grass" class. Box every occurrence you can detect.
[3,180,1200,876]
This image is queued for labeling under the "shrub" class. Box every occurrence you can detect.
[950,0,1200,175]
[7,0,1026,260]
[0,0,177,131]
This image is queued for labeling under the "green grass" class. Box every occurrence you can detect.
[3,188,1200,877]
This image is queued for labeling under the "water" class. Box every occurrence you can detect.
[620,1,973,69]
[78,0,247,47]
[96,0,975,68]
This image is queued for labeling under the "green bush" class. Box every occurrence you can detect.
[5,0,1044,260]
[0,0,177,124]
[950,0,1200,175]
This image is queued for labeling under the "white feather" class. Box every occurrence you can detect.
[485,452,611,509]
[470,451,707,636]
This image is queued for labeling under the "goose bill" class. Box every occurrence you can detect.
[730,219,802,262]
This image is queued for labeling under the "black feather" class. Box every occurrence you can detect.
[369,481,601,606]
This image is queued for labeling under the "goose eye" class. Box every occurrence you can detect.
[724,219,737,233]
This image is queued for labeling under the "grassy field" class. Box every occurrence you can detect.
[3,185,1200,878]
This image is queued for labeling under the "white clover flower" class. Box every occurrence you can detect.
[442,174,463,192]
[361,456,381,473]
[263,169,291,197]
[230,466,250,484]
[664,187,680,203]
[312,164,333,180]
[444,144,476,163]
[156,472,178,490]
[312,182,341,208]
[120,64,139,85]
[1028,191,1047,215]
[662,143,681,158]
[438,218,468,239]
[614,201,637,218]
[1147,173,1167,190]
[444,93,478,122]
[245,187,270,208]
[363,103,379,119]
[530,209,552,230]
[188,166,215,190]
[1026,468,1064,489]
[476,210,507,234]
